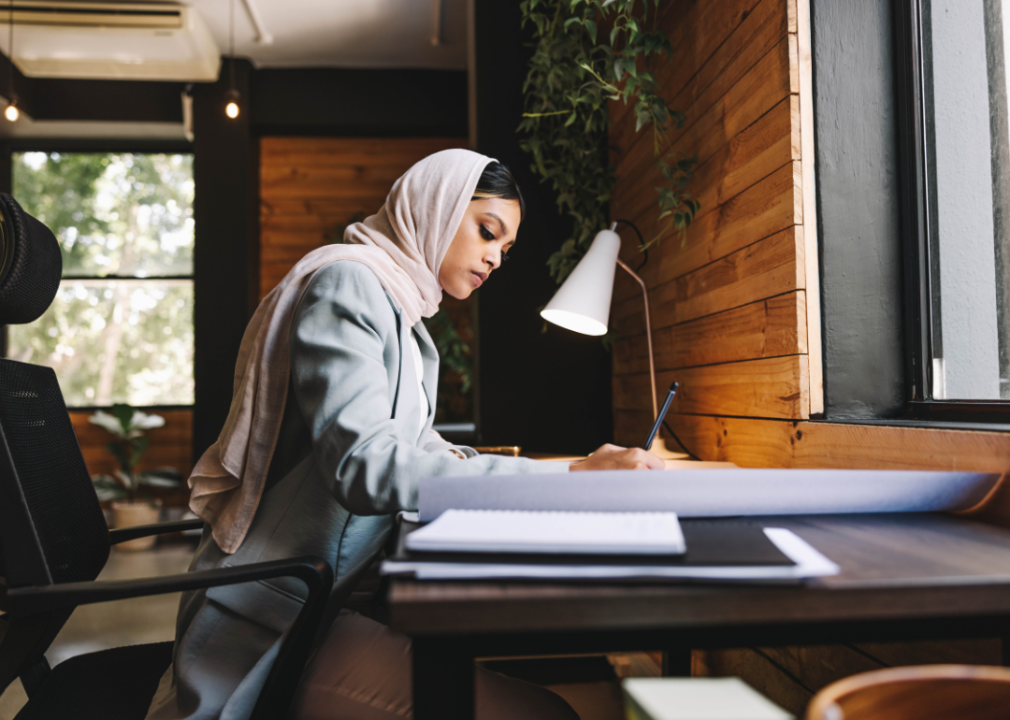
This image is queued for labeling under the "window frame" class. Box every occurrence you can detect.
[1,139,196,410]
[892,0,1010,423]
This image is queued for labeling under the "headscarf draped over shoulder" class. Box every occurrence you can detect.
[189,148,494,553]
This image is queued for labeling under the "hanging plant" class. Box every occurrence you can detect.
[518,0,699,283]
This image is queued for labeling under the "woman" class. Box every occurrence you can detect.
[146,149,662,720]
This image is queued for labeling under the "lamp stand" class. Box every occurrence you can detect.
[615,258,688,460]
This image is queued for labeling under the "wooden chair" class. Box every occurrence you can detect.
[806,664,1010,720]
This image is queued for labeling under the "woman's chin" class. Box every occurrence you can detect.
[443,283,473,301]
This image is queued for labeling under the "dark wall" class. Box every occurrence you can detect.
[192,60,259,457]
[473,2,613,454]
[813,0,907,418]
[252,68,467,137]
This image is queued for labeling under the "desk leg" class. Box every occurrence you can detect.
[661,646,692,677]
[413,636,475,720]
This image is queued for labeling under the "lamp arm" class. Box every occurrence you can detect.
[616,258,658,419]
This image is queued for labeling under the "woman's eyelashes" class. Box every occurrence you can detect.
[479,223,495,241]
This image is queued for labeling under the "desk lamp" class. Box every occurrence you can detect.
[541,222,685,459]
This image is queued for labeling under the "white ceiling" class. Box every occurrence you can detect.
[186,0,468,70]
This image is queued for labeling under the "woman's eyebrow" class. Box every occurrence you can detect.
[485,212,508,236]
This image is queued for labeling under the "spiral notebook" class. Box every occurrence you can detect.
[404,509,687,555]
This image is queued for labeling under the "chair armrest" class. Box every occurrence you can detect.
[108,518,205,545]
[6,555,332,619]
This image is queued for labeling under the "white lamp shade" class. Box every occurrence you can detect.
[540,228,621,336]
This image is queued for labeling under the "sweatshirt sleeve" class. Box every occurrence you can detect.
[289,261,565,517]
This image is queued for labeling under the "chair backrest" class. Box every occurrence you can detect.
[0,359,111,589]
[0,192,108,695]
[806,664,1010,720]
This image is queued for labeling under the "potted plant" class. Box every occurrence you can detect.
[90,403,183,551]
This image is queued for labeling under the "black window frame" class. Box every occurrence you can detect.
[893,0,1010,423]
[1,138,196,412]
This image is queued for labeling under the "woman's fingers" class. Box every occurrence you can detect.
[570,444,665,471]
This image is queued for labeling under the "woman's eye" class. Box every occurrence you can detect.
[501,251,510,264]
[479,224,495,240]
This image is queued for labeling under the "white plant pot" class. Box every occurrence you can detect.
[111,500,162,551]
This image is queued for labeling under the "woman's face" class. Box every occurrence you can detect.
[438,197,521,300]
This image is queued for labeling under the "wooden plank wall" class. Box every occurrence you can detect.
[610,0,814,449]
[259,137,467,298]
[609,0,1010,471]
[607,0,1010,712]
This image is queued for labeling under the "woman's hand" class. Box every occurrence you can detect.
[569,443,664,472]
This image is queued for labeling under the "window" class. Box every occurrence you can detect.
[6,152,195,407]
[894,0,1010,419]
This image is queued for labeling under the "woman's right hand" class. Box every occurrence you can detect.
[569,443,664,472]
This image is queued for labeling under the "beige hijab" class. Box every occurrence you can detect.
[189,148,494,554]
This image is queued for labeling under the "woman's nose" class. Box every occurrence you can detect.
[485,249,500,270]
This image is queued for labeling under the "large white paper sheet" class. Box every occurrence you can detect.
[380,528,840,581]
[417,469,1002,522]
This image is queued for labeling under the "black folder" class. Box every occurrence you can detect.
[391,519,795,569]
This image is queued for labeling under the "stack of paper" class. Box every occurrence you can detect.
[405,509,687,555]
[381,518,839,582]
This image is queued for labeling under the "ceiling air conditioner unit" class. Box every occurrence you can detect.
[0,1,220,81]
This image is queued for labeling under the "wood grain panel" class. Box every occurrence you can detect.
[613,226,804,335]
[613,356,808,420]
[663,414,1010,472]
[615,95,797,249]
[259,136,466,298]
[612,161,801,315]
[612,0,792,222]
[757,645,883,693]
[617,31,794,214]
[662,161,800,284]
[693,647,811,717]
[613,291,806,376]
[611,0,775,153]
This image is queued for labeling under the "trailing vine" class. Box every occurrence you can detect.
[518,0,699,282]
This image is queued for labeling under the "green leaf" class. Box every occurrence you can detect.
[130,435,150,469]
[585,19,597,44]
[111,402,135,435]
[107,441,130,473]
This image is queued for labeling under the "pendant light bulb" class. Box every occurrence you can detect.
[224,88,240,119]
[4,102,17,122]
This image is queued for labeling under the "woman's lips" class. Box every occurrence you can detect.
[471,271,487,288]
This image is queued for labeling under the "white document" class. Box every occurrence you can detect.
[417,469,1002,522]
[623,677,793,720]
[405,509,686,555]
[381,528,839,581]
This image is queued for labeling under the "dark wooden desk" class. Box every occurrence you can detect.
[387,513,1010,720]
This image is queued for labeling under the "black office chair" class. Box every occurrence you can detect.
[0,193,333,720]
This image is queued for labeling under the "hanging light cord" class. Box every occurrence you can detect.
[610,216,703,462]
[8,0,13,105]
[229,0,236,92]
